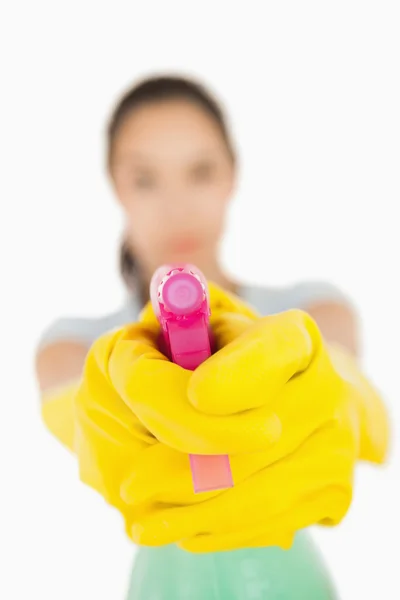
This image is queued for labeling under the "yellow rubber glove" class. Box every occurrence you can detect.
[74,284,390,551]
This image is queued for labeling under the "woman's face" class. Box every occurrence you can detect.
[110,100,235,276]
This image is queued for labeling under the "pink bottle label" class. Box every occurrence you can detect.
[189,454,234,493]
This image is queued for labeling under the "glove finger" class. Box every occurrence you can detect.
[121,443,205,506]
[188,309,318,416]
[179,529,295,553]
[77,328,155,446]
[270,484,352,531]
[180,483,350,553]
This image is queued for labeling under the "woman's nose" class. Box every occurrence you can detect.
[162,188,196,222]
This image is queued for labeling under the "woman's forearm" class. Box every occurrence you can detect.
[36,341,89,394]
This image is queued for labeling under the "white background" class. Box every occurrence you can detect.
[1,1,399,598]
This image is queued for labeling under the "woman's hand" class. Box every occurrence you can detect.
[74,284,389,551]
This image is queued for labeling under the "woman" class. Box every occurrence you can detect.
[36,76,389,599]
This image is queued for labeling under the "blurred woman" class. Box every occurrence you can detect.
[36,75,387,599]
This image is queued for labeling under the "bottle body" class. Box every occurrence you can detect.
[126,532,338,600]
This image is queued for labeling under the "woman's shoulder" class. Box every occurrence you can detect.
[242,279,351,316]
[38,300,139,350]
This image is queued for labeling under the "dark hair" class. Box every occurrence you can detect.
[107,75,236,292]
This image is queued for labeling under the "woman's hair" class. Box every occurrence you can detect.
[107,75,236,292]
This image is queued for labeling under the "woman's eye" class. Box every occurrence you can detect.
[191,163,215,183]
[134,175,156,189]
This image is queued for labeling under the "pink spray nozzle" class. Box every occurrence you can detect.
[150,263,234,493]
[161,272,204,315]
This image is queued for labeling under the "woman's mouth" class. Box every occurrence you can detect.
[169,238,203,254]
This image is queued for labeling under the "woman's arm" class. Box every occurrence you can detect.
[306,301,359,357]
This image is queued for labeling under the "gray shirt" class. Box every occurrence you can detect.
[38,280,348,350]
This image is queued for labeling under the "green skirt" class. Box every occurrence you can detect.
[126,531,338,599]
